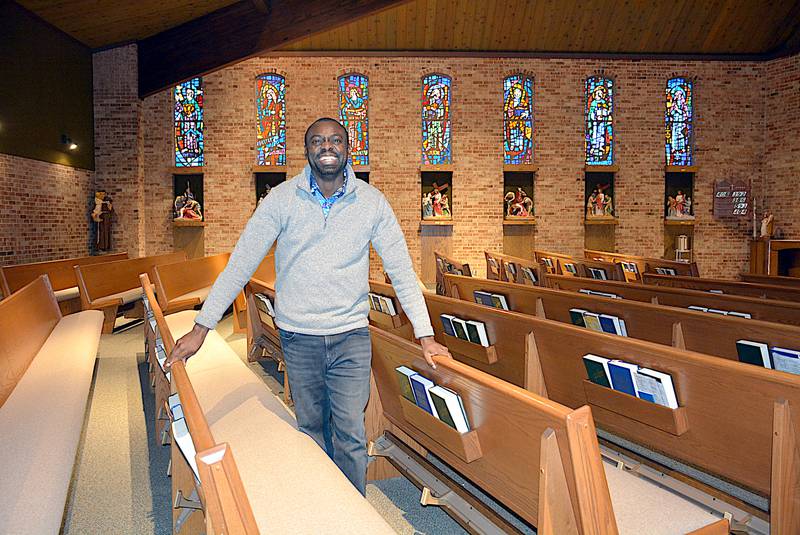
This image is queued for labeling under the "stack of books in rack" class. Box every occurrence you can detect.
[395,366,471,433]
[562,262,579,275]
[520,266,538,285]
[579,289,621,299]
[654,267,678,276]
[619,261,639,275]
[687,306,751,319]
[586,267,608,280]
[368,292,397,316]
[540,257,555,272]
[440,314,490,346]
[504,262,517,281]
[437,258,465,276]
[473,290,509,310]
[569,308,628,336]
[583,354,679,408]
[736,340,800,374]
[254,293,276,317]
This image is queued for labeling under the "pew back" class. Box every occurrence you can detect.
[484,251,543,285]
[546,273,800,326]
[576,258,626,281]
[643,273,800,302]
[434,251,471,295]
[585,249,699,277]
[0,276,61,407]
[740,273,800,288]
[533,249,576,275]
[0,252,127,297]
[370,326,617,533]
[77,252,186,307]
[151,253,230,310]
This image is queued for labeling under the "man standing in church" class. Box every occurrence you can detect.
[166,117,450,495]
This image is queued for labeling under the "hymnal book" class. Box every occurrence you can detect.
[727,311,752,319]
[598,314,621,335]
[429,388,457,429]
[736,340,772,369]
[595,291,621,299]
[255,293,275,317]
[452,318,469,341]
[465,320,490,347]
[596,268,608,280]
[506,262,517,277]
[395,366,418,403]
[636,368,679,408]
[656,267,678,276]
[563,263,578,275]
[172,418,200,480]
[149,318,158,331]
[608,360,640,396]
[569,308,588,327]
[618,318,628,337]
[521,267,538,284]
[429,385,471,433]
[156,344,167,367]
[772,347,800,375]
[542,258,554,269]
[490,293,510,310]
[473,290,495,307]
[581,312,603,332]
[168,393,183,420]
[368,294,380,311]
[708,289,724,294]
[579,289,592,296]
[687,306,708,312]
[440,314,457,337]
[378,297,390,314]
[582,354,612,388]
[410,374,438,417]
[488,257,499,270]
[707,308,728,316]
[621,261,638,274]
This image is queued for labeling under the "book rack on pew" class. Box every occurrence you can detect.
[585,249,700,278]
[484,250,543,286]
[643,273,800,302]
[366,325,731,535]
[444,274,800,368]
[434,251,472,296]
[368,279,800,532]
[546,273,800,327]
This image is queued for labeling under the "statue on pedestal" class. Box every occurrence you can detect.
[91,191,113,251]
[174,182,203,220]
[760,211,774,239]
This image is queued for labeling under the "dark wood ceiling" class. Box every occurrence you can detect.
[17,0,800,56]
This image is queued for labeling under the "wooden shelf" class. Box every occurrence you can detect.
[368,309,407,330]
[420,219,453,226]
[398,396,482,463]
[665,219,696,226]
[503,218,536,226]
[252,164,286,172]
[503,164,538,172]
[442,333,498,364]
[585,164,619,172]
[173,219,205,227]
[171,166,204,174]
[585,218,619,226]
[583,380,688,436]
[665,165,697,173]
[420,164,454,172]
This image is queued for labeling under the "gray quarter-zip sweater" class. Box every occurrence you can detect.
[194,164,434,339]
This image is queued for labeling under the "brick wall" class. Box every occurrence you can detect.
[140,55,769,278]
[764,54,800,239]
[0,153,93,265]
[93,44,145,257]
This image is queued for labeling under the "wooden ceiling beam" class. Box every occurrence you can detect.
[137,0,410,97]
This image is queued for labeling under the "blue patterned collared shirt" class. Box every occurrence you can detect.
[310,171,348,217]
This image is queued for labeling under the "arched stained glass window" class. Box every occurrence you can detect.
[255,73,286,166]
[421,74,452,165]
[338,73,369,166]
[665,77,694,166]
[584,76,614,165]
[503,75,533,165]
[174,77,204,167]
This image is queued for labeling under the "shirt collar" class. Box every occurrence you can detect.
[309,169,348,199]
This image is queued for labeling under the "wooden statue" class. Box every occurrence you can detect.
[91,191,113,251]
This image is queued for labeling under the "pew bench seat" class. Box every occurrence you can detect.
[165,311,395,534]
[53,286,80,302]
[169,285,212,308]
[0,310,103,534]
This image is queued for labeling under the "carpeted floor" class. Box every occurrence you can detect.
[61,315,466,534]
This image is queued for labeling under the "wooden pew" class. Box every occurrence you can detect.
[0,276,103,534]
[533,249,577,275]
[484,251,543,286]
[140,274,259,535]
[444,274,800,364]
[0,252,127,314]
[546,273,800,327]
[643,273,800,302]
[741,273,800,288]
[76,252,186,333]
[151,253,230,314]
[586,249,699,278]
[575,258,626,282]
[376,282,792,532]
[434,251,471,295]
[369,326,729,534]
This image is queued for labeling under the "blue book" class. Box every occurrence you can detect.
[608,360,639,396]
[473,290,495,307]
[440,314,457,337]
[409,374,438,417]
[598,314,618,335]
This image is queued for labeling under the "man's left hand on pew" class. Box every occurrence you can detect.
[420,336,452,369]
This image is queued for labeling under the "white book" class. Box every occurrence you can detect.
[171,418,200,480]
[687,306,708,312]
[595,291,621,299]
[521,267,538,284]
[149,318,158,331]
[428,385,471,433]
[255,293,275,316]
[597,269,608,281]
[707,309,728,315]
[708,289,724,294]
[156,344,167,367]
[637,368,679,409]
[727,311,752,319]
[168,393,183,420]
[618,318,628,337]
[465,320,490,347]
[451,317,470,341]
[772,349,800,375]
[491,293,510,310]
[579,289,593,296]
[380,296,397,316]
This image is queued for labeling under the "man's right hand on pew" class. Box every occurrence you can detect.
[166,323,210,368]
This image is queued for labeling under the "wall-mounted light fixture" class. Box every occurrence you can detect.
[61,134,78,151]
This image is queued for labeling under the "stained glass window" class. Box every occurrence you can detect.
[338,74,369,166]
[584,76,614,165]
[665,77,694,166]
[255,73,286,166]
[174,77,204,167]
[503,75,533,165]
[421,74,452,165]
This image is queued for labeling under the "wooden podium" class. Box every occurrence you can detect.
[750,239,800,276]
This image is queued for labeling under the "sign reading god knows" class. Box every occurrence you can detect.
[713,180,751,218]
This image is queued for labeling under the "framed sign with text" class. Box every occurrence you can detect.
[713,180,750,218]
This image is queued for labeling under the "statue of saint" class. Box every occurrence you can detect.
[91,191,113,251]
[760,212,774,239]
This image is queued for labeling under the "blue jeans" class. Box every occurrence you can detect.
[278,326,372,495]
